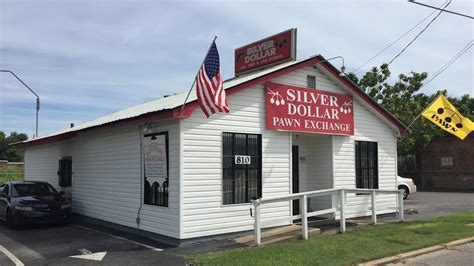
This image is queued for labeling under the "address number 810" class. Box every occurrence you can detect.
[235,155,251,165]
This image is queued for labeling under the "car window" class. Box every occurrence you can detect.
[12,183,58,197]
[2,185,8,195]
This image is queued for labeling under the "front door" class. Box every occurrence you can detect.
[58,157,73,202]
[58,157,72,187]
[292,145,299,215]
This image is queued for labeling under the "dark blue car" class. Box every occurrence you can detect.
[0,181,71,227]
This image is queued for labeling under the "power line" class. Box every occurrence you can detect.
[408,0,473,20]
[386,0,451,67]
[423,40,473,87]
[352,0,448,73]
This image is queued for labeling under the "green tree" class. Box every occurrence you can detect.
[448,94,474,120]
[0,131,28,161]
[347,65,473,170]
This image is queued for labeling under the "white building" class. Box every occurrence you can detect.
[21,55,406,245]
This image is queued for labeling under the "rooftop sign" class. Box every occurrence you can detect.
[234,29,296,76]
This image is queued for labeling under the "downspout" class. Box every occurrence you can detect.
[136,125,144,237]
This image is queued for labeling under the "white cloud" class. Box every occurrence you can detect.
[1,0,472,138]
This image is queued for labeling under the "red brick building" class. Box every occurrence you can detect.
[417,134,474,191]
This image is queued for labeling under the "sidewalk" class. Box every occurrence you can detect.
[387,242,474,266]
[360,238,474,266]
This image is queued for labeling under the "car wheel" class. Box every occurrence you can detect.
[399,186,409,200]
[6,209,16,228]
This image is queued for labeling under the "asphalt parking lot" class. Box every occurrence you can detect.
[0,223,186,265]
[0,192,472,265]
[402,191,474,221]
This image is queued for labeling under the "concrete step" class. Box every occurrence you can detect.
[232,224,321,246]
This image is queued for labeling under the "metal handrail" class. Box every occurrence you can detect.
[257,188,341,203]
[251,188,404,246]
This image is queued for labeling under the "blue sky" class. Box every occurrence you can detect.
[1,0,472,138]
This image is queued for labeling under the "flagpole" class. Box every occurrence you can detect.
[179,35,218,116]
[404,93,443,133]
[404,113,422,133]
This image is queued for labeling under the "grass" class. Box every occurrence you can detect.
[0,168,24,185]
[190,211,474,265]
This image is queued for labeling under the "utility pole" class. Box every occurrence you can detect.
[0,70,40,137]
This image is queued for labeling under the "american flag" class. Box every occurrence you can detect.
[196,41,229,118]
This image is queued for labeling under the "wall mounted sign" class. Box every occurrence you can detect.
[266,82,354,135]
[144,133,168,186]
[234,155,251,165]
[234,28,297,76]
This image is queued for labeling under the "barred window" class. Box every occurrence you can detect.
[355,141,378,189]
[223,132,262,205]
[58,157,72,187]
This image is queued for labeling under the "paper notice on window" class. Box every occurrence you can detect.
[144,134,167,186]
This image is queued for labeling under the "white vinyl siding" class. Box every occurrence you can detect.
[272,66,342,94]
[333,98,398,218]
[275,65,398,216]
[181,84,291,239]
[306,135,333,211]
[25,141,74,188]
[293,134,333,213]
[139,120,180,237]
[25,122,181,239]
[24,63,399,241]
[301,65,399,217]
[180,65,398,238]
